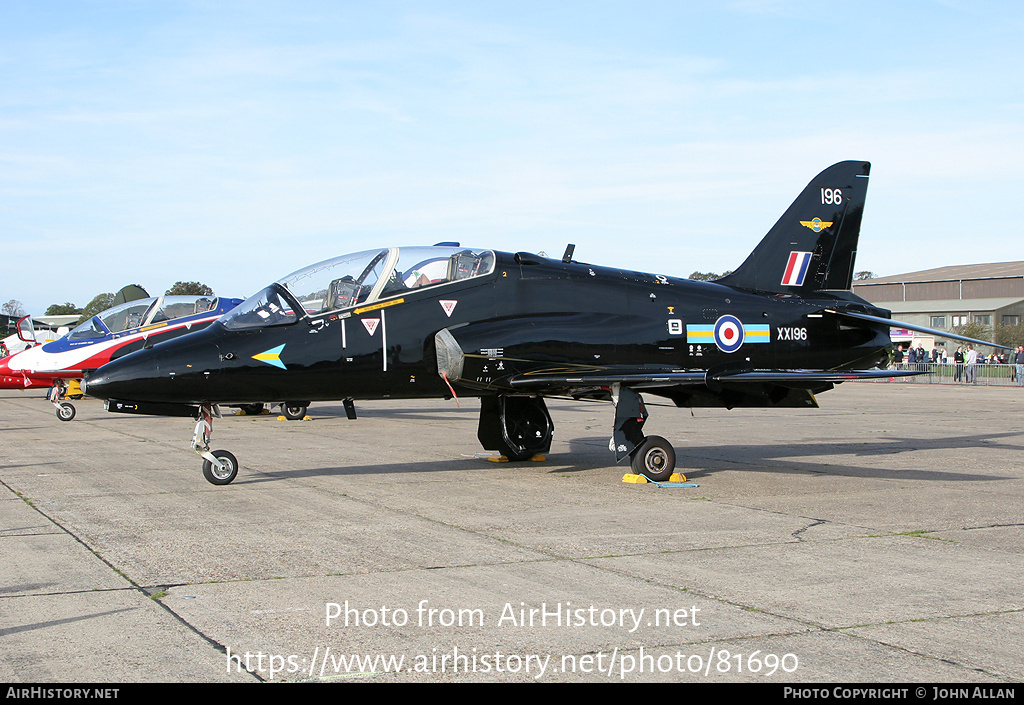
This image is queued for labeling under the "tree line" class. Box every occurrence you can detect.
[2,282,213,325]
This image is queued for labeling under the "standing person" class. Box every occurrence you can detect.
[966,345,978,384]
[1015,345,1024,386]
[894,345,904,367]
[954,346,964,382]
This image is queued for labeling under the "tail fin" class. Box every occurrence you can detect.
[717,161,870,294]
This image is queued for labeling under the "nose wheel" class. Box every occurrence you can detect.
[50,381,77,421]
[202,450,238,485]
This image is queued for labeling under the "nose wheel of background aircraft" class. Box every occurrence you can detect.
[49,382,76,421]
[56,402,76,422]
[629,435,676,482]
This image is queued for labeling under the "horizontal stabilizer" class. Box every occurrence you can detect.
[824,309,1010,349]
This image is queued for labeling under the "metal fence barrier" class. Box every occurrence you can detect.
[880,363,1023,386]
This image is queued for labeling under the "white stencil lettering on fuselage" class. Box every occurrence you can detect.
[777,327,807,341]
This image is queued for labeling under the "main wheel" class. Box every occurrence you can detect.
[477,396,554,461]
[630,435,675,482]
[202,450,238,485]
[56,403,76,422]
[281,403,307,420]
[500,397,553,461]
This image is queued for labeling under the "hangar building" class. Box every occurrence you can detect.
[851,261,1024,350]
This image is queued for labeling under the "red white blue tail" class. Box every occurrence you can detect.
[717,161,870,294]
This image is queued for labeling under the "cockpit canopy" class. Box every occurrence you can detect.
[64,296,219,342]
[220,246,495,330]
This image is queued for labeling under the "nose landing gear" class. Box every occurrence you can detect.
[49,381,76,421]
[192,404,238,485]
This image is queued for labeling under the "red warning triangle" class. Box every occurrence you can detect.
[361,318,380,336]
[439,300,458,317]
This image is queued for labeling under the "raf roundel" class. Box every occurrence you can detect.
[713,315,745,353]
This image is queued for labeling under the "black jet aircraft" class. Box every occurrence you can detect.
[84,161,1002,485]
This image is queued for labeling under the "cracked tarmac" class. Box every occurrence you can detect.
[1,383,1022,682]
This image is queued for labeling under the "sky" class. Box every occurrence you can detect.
[2,0,1023,315]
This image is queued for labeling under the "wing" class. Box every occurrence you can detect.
[501,366,924,414]
[436,327,921,409]
[507,367,921,391]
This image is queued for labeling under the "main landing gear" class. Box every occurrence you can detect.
[477,389,678,481]
[279,402,309,420]
[611,385,677,482]
[628,435,676,482]
[192,404,238,485]
[477,396,553,461]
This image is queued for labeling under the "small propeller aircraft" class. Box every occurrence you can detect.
[83,161,1004,485]
[0,293,242,420]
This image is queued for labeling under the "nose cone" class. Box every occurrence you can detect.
[0,350,39,389]
[0,354,20,388]
[85,324,302,406]
[85,332,226,404]
[85,347,170,402]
